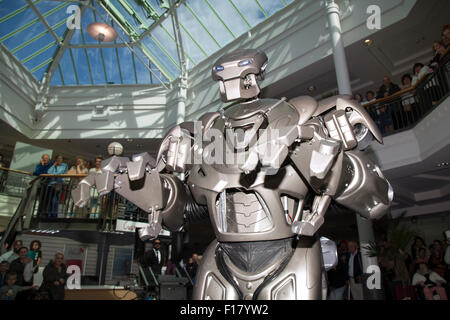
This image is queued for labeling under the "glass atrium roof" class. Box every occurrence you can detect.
[0,0,294,86]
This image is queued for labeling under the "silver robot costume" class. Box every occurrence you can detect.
[72,49,393,300]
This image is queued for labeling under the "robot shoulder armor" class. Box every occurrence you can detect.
[287,96,318,125]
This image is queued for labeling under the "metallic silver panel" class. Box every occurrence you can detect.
[271,275,296,300]
[193,240,240,300]
[257,237,323,300]
[287,96,318,125]
[222,191,273,234]
[320,237,338,271]
[114,171,163,213]
[335,151,392,219]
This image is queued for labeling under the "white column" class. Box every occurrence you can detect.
[326,0,382,299]
[176,76,187,125]
[326,0,352,95]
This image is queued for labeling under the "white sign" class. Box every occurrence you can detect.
[115,219,170,236]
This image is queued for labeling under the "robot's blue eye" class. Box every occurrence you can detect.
[215,65,224,71]
[238,59,252,67]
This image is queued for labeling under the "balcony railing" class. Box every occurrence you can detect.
[363,54,450,136]
[0,169,151,253]
[0,167,34,197]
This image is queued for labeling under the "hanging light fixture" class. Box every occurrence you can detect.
[87,22,118,42]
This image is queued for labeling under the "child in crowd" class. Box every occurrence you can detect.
[0,273,35,300]
[26,240,42,274]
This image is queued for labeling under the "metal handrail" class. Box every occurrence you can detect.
[362,54,450,136]
[0,167,33,176]
[363,52,450,108]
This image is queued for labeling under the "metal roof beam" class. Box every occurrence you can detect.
[67,43,130,48]
[138,0,185,42]
[94,1,172,85]
[34,3,88,118]
[25,0,63,46]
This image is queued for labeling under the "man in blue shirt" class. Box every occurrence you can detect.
[34,154,54,217]
[33,154,53,176]
[47,155,68,218]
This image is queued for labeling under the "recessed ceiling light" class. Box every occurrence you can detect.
[364,39,373,46]
[307,86,316,92]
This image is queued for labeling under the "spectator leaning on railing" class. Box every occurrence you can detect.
[68,156,89,218]
[46,155,68,218]
[32,154,53,176]
[88,156,104,219]
[411,63,432,86]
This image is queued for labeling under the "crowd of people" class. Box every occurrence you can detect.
[328,233,450,300]
[0,240,68,300]
[353,25,450,134]
[31,153,105,219]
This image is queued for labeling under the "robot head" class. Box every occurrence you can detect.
[212,49,268,102]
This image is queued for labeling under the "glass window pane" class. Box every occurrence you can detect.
[110,0,144,34]
[39,1,70,26]
[232,0,265,27]
[141,36,179,79]
[0,6,37,40]
[50,67,63,86]
[102,47,121,84]
[14,31,55,61]
[23,44,56,73]
[151,26,180,66]
[258,0,285,16]
[185,0,233,46]
[59,48,77,85]
[207,0,248,37]
[71,49,92,85]
[117,47,136,84]
[32,62,50,82]
[86,48,106,84]
[160,18,201,67]
[176,4,219,55]
[1,13,47,51]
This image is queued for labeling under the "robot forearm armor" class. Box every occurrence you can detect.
[333,151,393,220]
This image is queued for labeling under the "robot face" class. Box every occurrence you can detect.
[211,49,268,102]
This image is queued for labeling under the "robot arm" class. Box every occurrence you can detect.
[72,147,191,241]
[285,95,393,236]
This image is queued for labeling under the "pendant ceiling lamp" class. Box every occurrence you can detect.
[87,22,118,42]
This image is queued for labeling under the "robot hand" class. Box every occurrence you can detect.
[71,155,129,207]
[156,125,192,173]
[71,153,165,240]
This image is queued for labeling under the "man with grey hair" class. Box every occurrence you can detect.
[32,154,53,176]
[346,241,364,300]
[42,252,68,300]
